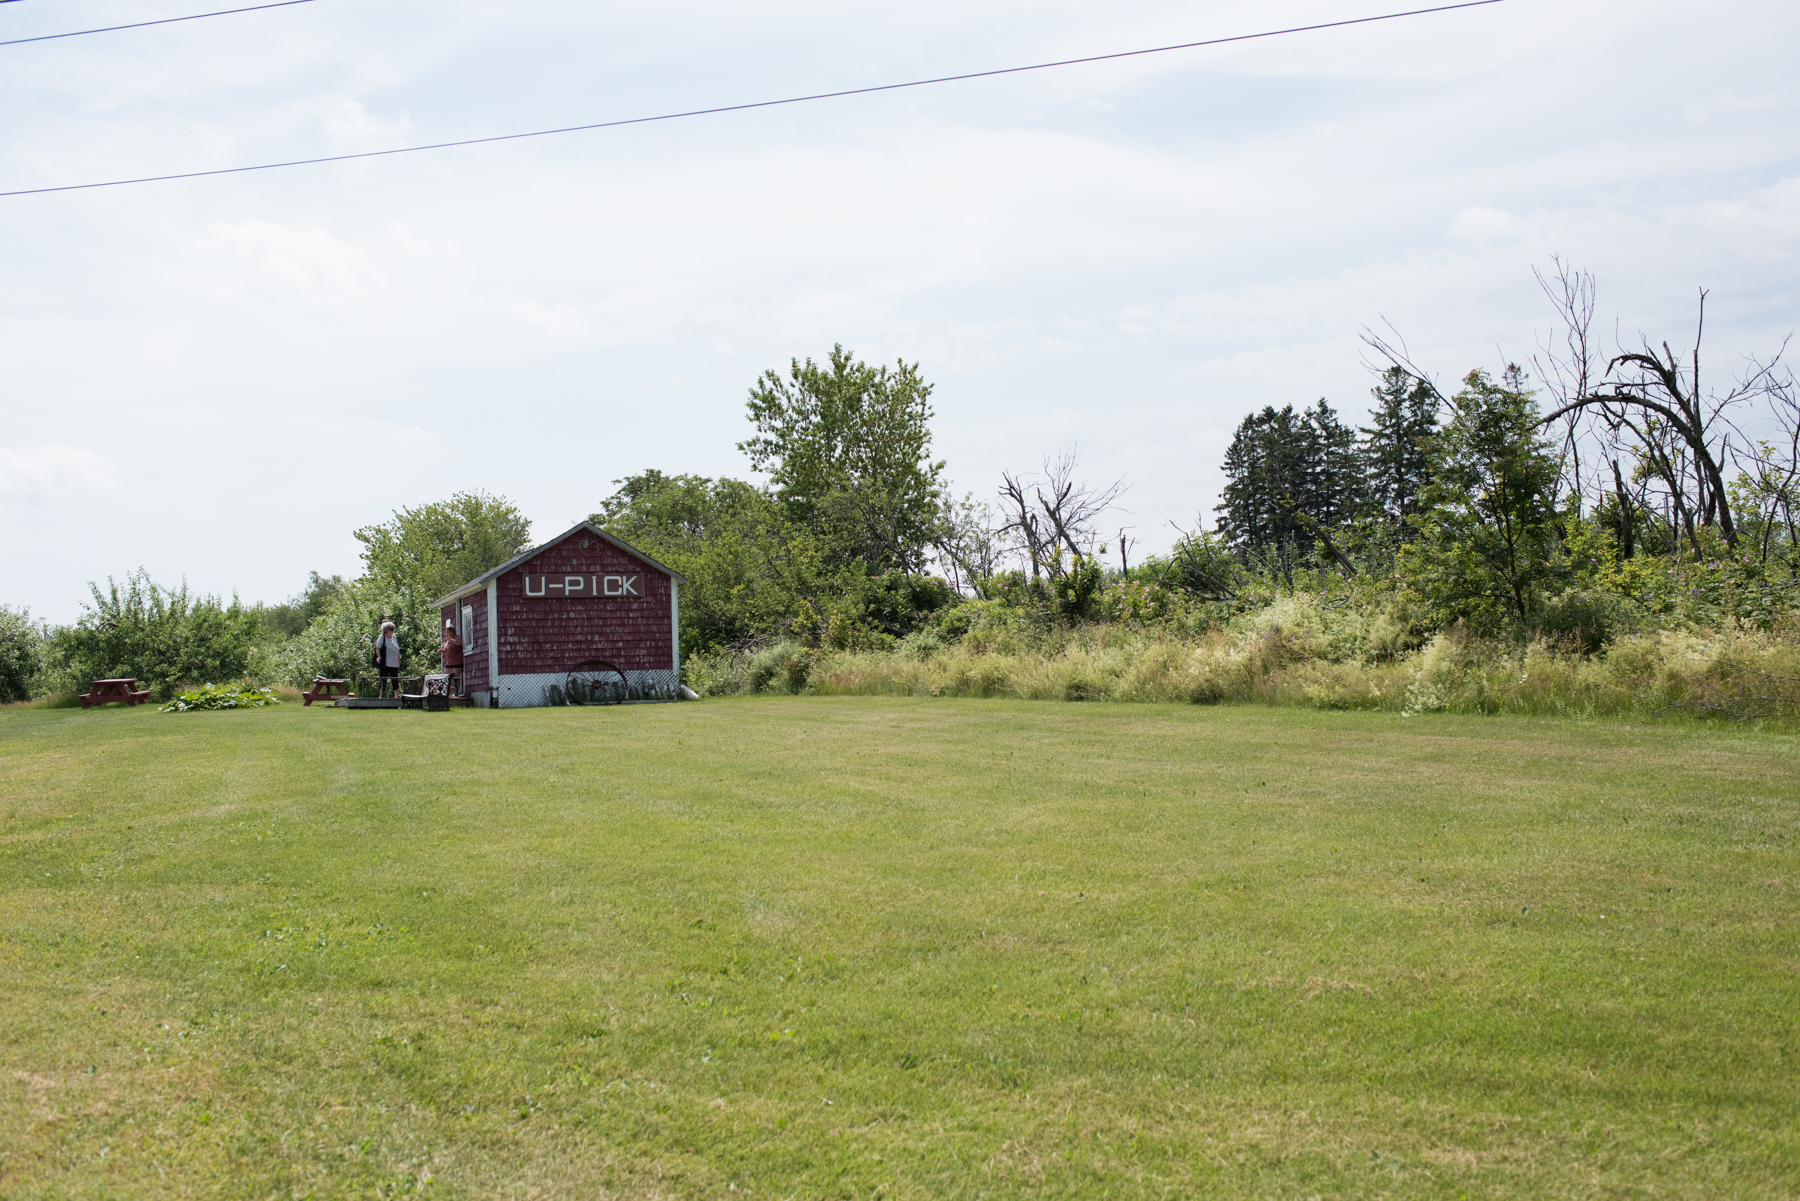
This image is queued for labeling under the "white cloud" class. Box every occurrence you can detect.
[319,101,415,155]
[1448,207,1525,244]
[186,218,387,310]
[0,446,120,498]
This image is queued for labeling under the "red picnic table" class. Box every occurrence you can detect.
[80,678,151,709]
[302,677,354,706]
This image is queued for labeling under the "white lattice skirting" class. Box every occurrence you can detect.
[481,669,682,709]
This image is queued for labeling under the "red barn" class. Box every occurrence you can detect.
[434,521,687,708]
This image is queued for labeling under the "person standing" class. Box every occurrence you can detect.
[373,621,402,698]
[440,618,464,695]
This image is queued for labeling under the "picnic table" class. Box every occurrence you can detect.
[80,678,151,709]
[302,677,354,706]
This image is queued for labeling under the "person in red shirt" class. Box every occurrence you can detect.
[441,618,464,695]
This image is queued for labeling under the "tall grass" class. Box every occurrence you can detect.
[691,605,1800,726]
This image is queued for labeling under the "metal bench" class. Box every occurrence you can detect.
[401,674,453,712]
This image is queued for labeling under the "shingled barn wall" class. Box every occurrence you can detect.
[495,535,673,670]
[439,596,490,695]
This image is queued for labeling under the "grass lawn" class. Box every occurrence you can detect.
[1,697,1797,1199]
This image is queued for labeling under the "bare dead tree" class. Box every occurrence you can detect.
[1359,318,1452,411]
[1531,257,1602,511]
[997,451,1127,580]
[932,493,1010,596]
[997,472,1050,581]
[1734,368,1800,563]
[1531,267,1793,551]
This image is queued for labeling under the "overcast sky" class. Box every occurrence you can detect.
[3,0,1797,622]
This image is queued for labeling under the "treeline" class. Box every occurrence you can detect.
[5,264,1797,712]
[1195,260,1800,645]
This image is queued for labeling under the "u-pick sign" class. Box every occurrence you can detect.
[523,574,642,598]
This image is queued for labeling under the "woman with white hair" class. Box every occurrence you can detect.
[373,620,402,698]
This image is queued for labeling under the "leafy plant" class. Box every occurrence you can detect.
[161,682,282,712]
[740,344,945,574]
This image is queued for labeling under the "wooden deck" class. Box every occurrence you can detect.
[334,696,478,710]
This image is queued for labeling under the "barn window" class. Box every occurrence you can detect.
[462,604,476,651]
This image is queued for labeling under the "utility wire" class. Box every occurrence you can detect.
[0,0,1507,200]
[0,0,316,46]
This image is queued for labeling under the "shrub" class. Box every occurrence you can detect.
[1536,588,1632,654]
[685,641,817,696]
[0,605,42,703]
[42,571,264,699]
[858,571,957,636]
[748,642,815,694]
[278,577,439,689]
[894,629,943,661]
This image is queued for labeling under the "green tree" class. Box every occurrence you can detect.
[1359,366,1439,528]
[0,604,42,702]
[593,472,807,654]
[1404,368,1564,631]
[1215,402,1366,572]
[595,471,756,560]
[354,491,533,605]
[739,345,945,573]
[257,571,348,638]
[1301,399,1369,531]
[1216,405,1311,555]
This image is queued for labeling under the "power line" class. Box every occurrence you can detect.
[0,0,1509,200]
[1,0,318,48]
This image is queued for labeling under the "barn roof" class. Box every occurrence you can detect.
[431,520,687,609]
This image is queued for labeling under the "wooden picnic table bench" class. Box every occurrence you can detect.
[80,678,151,709]
[302,677,354,706]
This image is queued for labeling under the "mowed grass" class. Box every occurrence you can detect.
[1,699,1797,1199]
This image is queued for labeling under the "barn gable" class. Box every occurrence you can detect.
[431,522,685,609]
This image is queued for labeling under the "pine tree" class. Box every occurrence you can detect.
[1216,406,1311,554]
[1216,402,1368,568]
[1360,366,1440,528]
[1300,399,1368,530]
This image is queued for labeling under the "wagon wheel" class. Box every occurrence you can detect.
[566,660,629,705]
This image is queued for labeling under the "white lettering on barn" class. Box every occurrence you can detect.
[523,574,642,598]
